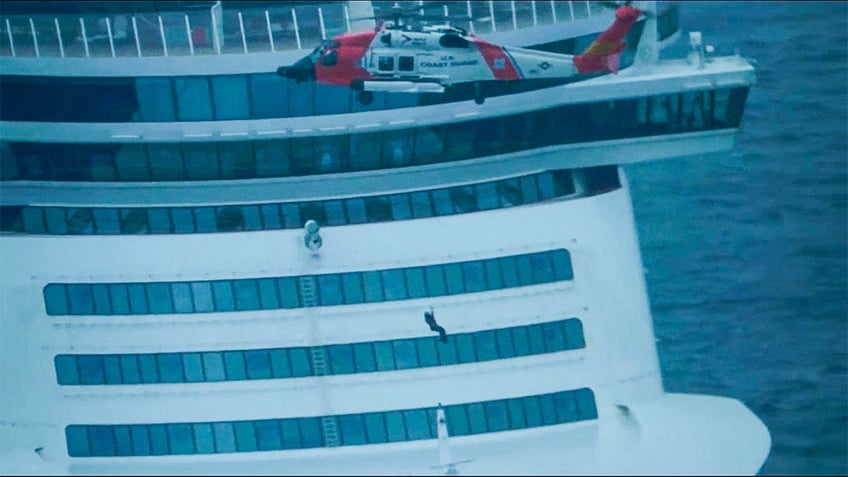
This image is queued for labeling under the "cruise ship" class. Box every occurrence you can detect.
[0,1,771,474]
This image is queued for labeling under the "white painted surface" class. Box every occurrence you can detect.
[1,394,770,475]
[0,175,769,474]
[0,3,769,473]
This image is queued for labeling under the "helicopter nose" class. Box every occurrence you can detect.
[277,56,315,82]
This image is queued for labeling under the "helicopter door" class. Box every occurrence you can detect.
[398,56,415,76]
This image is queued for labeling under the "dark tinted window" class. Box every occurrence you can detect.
[398,56,414,71]
[439,34,469,48]
[321,50,338,66]
[45,250,573,316]
[378,56,394,71]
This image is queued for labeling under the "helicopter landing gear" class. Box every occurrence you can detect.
[358,90,374,106]
[473,82,485,105]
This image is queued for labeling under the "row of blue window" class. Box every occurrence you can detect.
[43,249,573,316]
[0,168,607,235]
[54,318,585,385]
[0,29,614,124]
[0,88,749,182]
[65,388,598,457]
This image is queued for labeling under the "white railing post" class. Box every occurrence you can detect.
[105,17,115,57]
[318,7,326,40]
[586,1,592,17]
[237,11,247,53]
[292,8,301,50]
[132,16,141,56]
[54,18,65,58]
[185,14,195,55]
[29,17,39,57]
[488,1,496,32]
[569,1,575,21]
[550,1,557,23]
[343,4,351,32]
[79,17,89,57]
[265,10,275,51]
[5,19,15,57]
[210,7,221,54]
[466,1,474,33]
[158,15,168,56]
[531,1,538,26]
[511,1,518,30]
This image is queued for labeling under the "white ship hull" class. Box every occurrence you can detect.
[0,1,769,474]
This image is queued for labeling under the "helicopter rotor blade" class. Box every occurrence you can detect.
[350,9,471,24]
[415,13,473,22]
[348,15,379,22]
[597,1,625,10]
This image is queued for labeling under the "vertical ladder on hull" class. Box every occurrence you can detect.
[312,347,336,446]
[299,274,338,447]
[298,276,317,307]
[321,416,340,448]
[310,346,328,376]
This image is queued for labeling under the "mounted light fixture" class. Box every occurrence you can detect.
[304,219,322,251]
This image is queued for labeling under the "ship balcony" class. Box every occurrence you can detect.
[0,1,618,60]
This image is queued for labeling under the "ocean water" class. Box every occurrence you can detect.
[625,2,848,475]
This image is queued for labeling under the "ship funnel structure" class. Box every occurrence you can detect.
[631,1,658,69]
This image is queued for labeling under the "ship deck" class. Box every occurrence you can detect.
[0,1,611,59]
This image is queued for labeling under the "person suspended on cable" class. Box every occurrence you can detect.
[424,306,448,343]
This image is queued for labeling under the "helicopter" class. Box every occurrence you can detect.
[277,1,644,105]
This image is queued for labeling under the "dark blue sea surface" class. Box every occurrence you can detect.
[626,2,847,475]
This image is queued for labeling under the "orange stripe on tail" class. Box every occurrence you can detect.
[573,5,641,74]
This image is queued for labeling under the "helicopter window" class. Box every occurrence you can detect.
[381,33,391,45]
[398,56,414,72]
[378,56,395,71]
[321,50,338,66]
[439,34,469,49]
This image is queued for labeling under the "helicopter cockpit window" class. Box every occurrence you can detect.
[321,50,338,66]
[439,34,469,49]
[378,56,395,71]
[381,33,391,46]
[311,40,340,61]
[309,45,323,62]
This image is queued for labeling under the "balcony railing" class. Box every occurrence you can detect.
[0,1,609,59]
